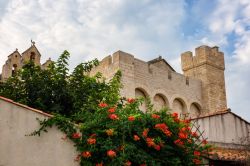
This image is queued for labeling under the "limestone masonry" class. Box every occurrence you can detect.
[90,45,227,117]
[1,44,227,118]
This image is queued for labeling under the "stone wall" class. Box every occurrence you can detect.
[21,45,41,66]
[1,50,22,81]
[90,50,203,116]
[0,97,78,166]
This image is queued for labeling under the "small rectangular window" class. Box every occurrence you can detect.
[186,77,189,85]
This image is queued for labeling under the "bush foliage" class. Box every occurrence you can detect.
[0,51,210,166]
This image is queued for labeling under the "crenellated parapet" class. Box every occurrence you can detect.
[181,45,225,74]
[91,50,204,117]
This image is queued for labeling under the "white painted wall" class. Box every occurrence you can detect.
[0,98,78,166]
[193,112,250,148]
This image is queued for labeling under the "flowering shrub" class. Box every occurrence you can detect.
[32,98,210,166]
[0,50,211,165]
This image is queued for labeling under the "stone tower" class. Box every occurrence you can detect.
[181,45,227,113]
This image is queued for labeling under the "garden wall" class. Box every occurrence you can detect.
[0,96,78,166]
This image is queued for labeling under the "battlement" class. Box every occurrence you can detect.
[95,50,135,68]
[90,50,203,115]
[94,50,201,85]
[89,50,136,81]
[181,45,225,72]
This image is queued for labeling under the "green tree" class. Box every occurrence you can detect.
[0,50,120,118]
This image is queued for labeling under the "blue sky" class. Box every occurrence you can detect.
[0,0,249,121]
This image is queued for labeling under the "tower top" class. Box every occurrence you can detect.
[181,45,225,72]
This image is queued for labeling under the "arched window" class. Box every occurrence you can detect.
[135,88,147,113]
[12,64,17,76]
[153,94,168,111]
[172,98,187,116]
[30,52,35,61]
[190,103,201,118]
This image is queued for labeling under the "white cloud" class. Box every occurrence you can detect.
[0,0,249,121]
[234,31,250,64]
[225,57,250,121]
[174,0,250,121]
[203,0,250,120]
[0,0,187,70]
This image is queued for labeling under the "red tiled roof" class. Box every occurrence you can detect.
[208,147,250,162]
[0,96,53,117]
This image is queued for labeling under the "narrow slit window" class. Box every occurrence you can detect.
[186,77,189,85]
[168,71,172,80]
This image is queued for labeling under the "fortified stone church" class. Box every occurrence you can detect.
[90,45,227,118]
[0,42,249,165]
[1,42,227,117]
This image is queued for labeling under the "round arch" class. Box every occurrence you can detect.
[189,102,201,118]
[171,97,188,116]
[135,86,149,97]
[153,93,169,111]
[135,87,148,113]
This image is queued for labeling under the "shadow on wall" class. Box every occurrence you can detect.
[153,93,169,111]
[135,88,148,112]
[172,98,188,115]
[190,103,201,118]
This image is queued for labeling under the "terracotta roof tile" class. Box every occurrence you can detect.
[208,147,250,162]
